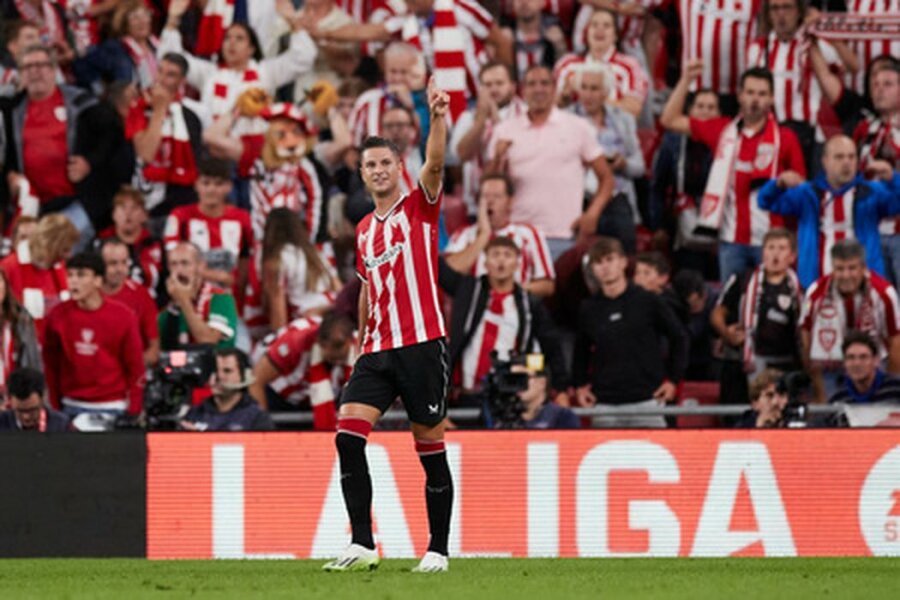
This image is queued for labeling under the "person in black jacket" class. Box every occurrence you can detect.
[439,236,570,406]
[573,236,689,428]
[0,367,71,432]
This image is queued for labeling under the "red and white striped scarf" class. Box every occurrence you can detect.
[403,0,468,123]
[858,114,900,172]
[121,35,159,91]
[14,0,66,48]
[739,266,802,368]
[63,0,101,56]
[196,0,235,57]
[139,99,198,186]
[698,114,781,232]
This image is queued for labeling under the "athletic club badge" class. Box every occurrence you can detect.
[777,294,792,311]
[755,143,776,170]
[818,328,837,353]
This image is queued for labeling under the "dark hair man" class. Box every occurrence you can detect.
[0,368,71,432]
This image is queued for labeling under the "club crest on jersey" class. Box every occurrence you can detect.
[364,243,403,269]
[755,143,776,170]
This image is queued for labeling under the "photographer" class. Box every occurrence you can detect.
[181,348,274,432]
[736,369,789,428]
[513,362,579,430]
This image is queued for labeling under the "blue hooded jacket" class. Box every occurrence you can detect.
[758,172,900,288]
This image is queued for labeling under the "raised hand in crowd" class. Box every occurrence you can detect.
[864,159,895,182]
[776,170,806,189]
[166,0,190,28]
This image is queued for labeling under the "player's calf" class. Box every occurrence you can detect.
[415,438,453,562]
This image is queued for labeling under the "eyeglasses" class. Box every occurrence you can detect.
[20,61,53,72]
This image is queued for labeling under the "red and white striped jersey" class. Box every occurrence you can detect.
[845,0,900,94]
[255,317,356,406]
[356,185,446,354]
[818,187,857,277]
[249,158,324,242]
[163,204,253,272]
[449,97,527,214]
[554,49,649,105]
[571,2,662,57]
[678,0,760,95]
[747,34,840,137]
[444,222,556,284]
[460,290,519,390]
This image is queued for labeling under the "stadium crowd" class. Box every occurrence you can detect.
[1,0,899,432]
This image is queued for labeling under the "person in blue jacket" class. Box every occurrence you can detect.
[758,134,900,289]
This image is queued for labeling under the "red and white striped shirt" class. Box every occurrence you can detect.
[356,185,446,354]
[846,0,900,94]
[747,34,840,139]
[571,2,662,58]
[349,87,397,147]
[679,0,760,94]
[249,158,323,242]
[163,204,253,274]
[444,222,556,285]
[818,187,857,277]
[461,290,519,390]
[554,48,649,105]
[255,317,356,429]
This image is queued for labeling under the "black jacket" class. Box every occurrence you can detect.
[438,259,570,390]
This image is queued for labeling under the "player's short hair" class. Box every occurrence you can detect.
[635,251,670,276]
[479,172,515,197]
[160,52,189,77]
[8,368,45,402]
[842,330,878,356]
[587,236,625,263]
[485,236,520,255]
[66,252,106,278]
[762,227,796,251]
[749,369,783,403]
[318,312,355,342]
[740,67,775,93]
[831,239,865,263]
[361,135,401,157]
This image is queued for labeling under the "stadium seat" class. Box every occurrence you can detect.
[677,381,720,428]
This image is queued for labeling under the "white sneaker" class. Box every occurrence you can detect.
[322,544,380,572]
[411,551,448,573]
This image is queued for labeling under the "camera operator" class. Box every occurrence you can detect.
[159,242,238,350]
[0,368,72,432]
[181,348,274,432]
[736,369,789,428]
[438,237,570,406]
[514,362,579,430]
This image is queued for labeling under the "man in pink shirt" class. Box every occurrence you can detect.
[489,64,614,259]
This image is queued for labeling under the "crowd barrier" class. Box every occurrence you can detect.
[2,431,897,559]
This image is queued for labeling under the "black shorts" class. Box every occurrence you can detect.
[341,338,449,426]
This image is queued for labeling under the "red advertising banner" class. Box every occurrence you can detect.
[146,431,900,559]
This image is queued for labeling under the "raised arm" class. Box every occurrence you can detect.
[660,60,704,135]
[757,172,807,216]
[158,0,217,91]
[419,78,450,199]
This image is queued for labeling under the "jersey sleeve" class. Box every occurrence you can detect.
[208,292,238,345]
[265,326,313,375]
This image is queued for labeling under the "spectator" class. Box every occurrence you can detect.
[43,252,144,417]
[575,63,645,253]
[842,2,900,95]
[6,44,111,248]
[573,237,688,427]
[73,0,159,92]
[801,239,900,402]
[244,208,340,340]
[649,88,720,278]
[249,312,356,429]
[758,134,900,288]
[190,0,281,59]
[735,368,789,428]
[491,362,579,430]
[182,348,274,432]
[661,63,807,282]
[128,52,204,229]
[2,1,74,66]
[439,237,570,402]
[159,241,238,350]
[0,367,70,432]
[450,61,526,216]
[747,0,857,170]
[672,269,718,381]
[633,251,683,317]
[488,65,614,259]
[289,0,359,99]
[501,0,568,81]
[712,228,802,405]
[163,157,253,303]
[99,238,160,367]
[313,0,514,122]
[377,105,422,197]
[0,20,40,97]
[0,213,78,343]
[444,173,555,297]
[555,8,649,117]
[347,42,423,147]
[830,330,900,405]
[94,187,163,295]
[0,268,41,386]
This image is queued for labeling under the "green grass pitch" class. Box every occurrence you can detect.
[0,558,897,599]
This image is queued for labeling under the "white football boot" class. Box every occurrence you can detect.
[411,551,449,573]
[322,544,380,572]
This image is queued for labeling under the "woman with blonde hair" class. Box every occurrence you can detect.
[0,214,79,343]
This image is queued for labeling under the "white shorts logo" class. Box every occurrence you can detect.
[859,446,900,556]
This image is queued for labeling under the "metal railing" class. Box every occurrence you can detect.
[270,400,843,425]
